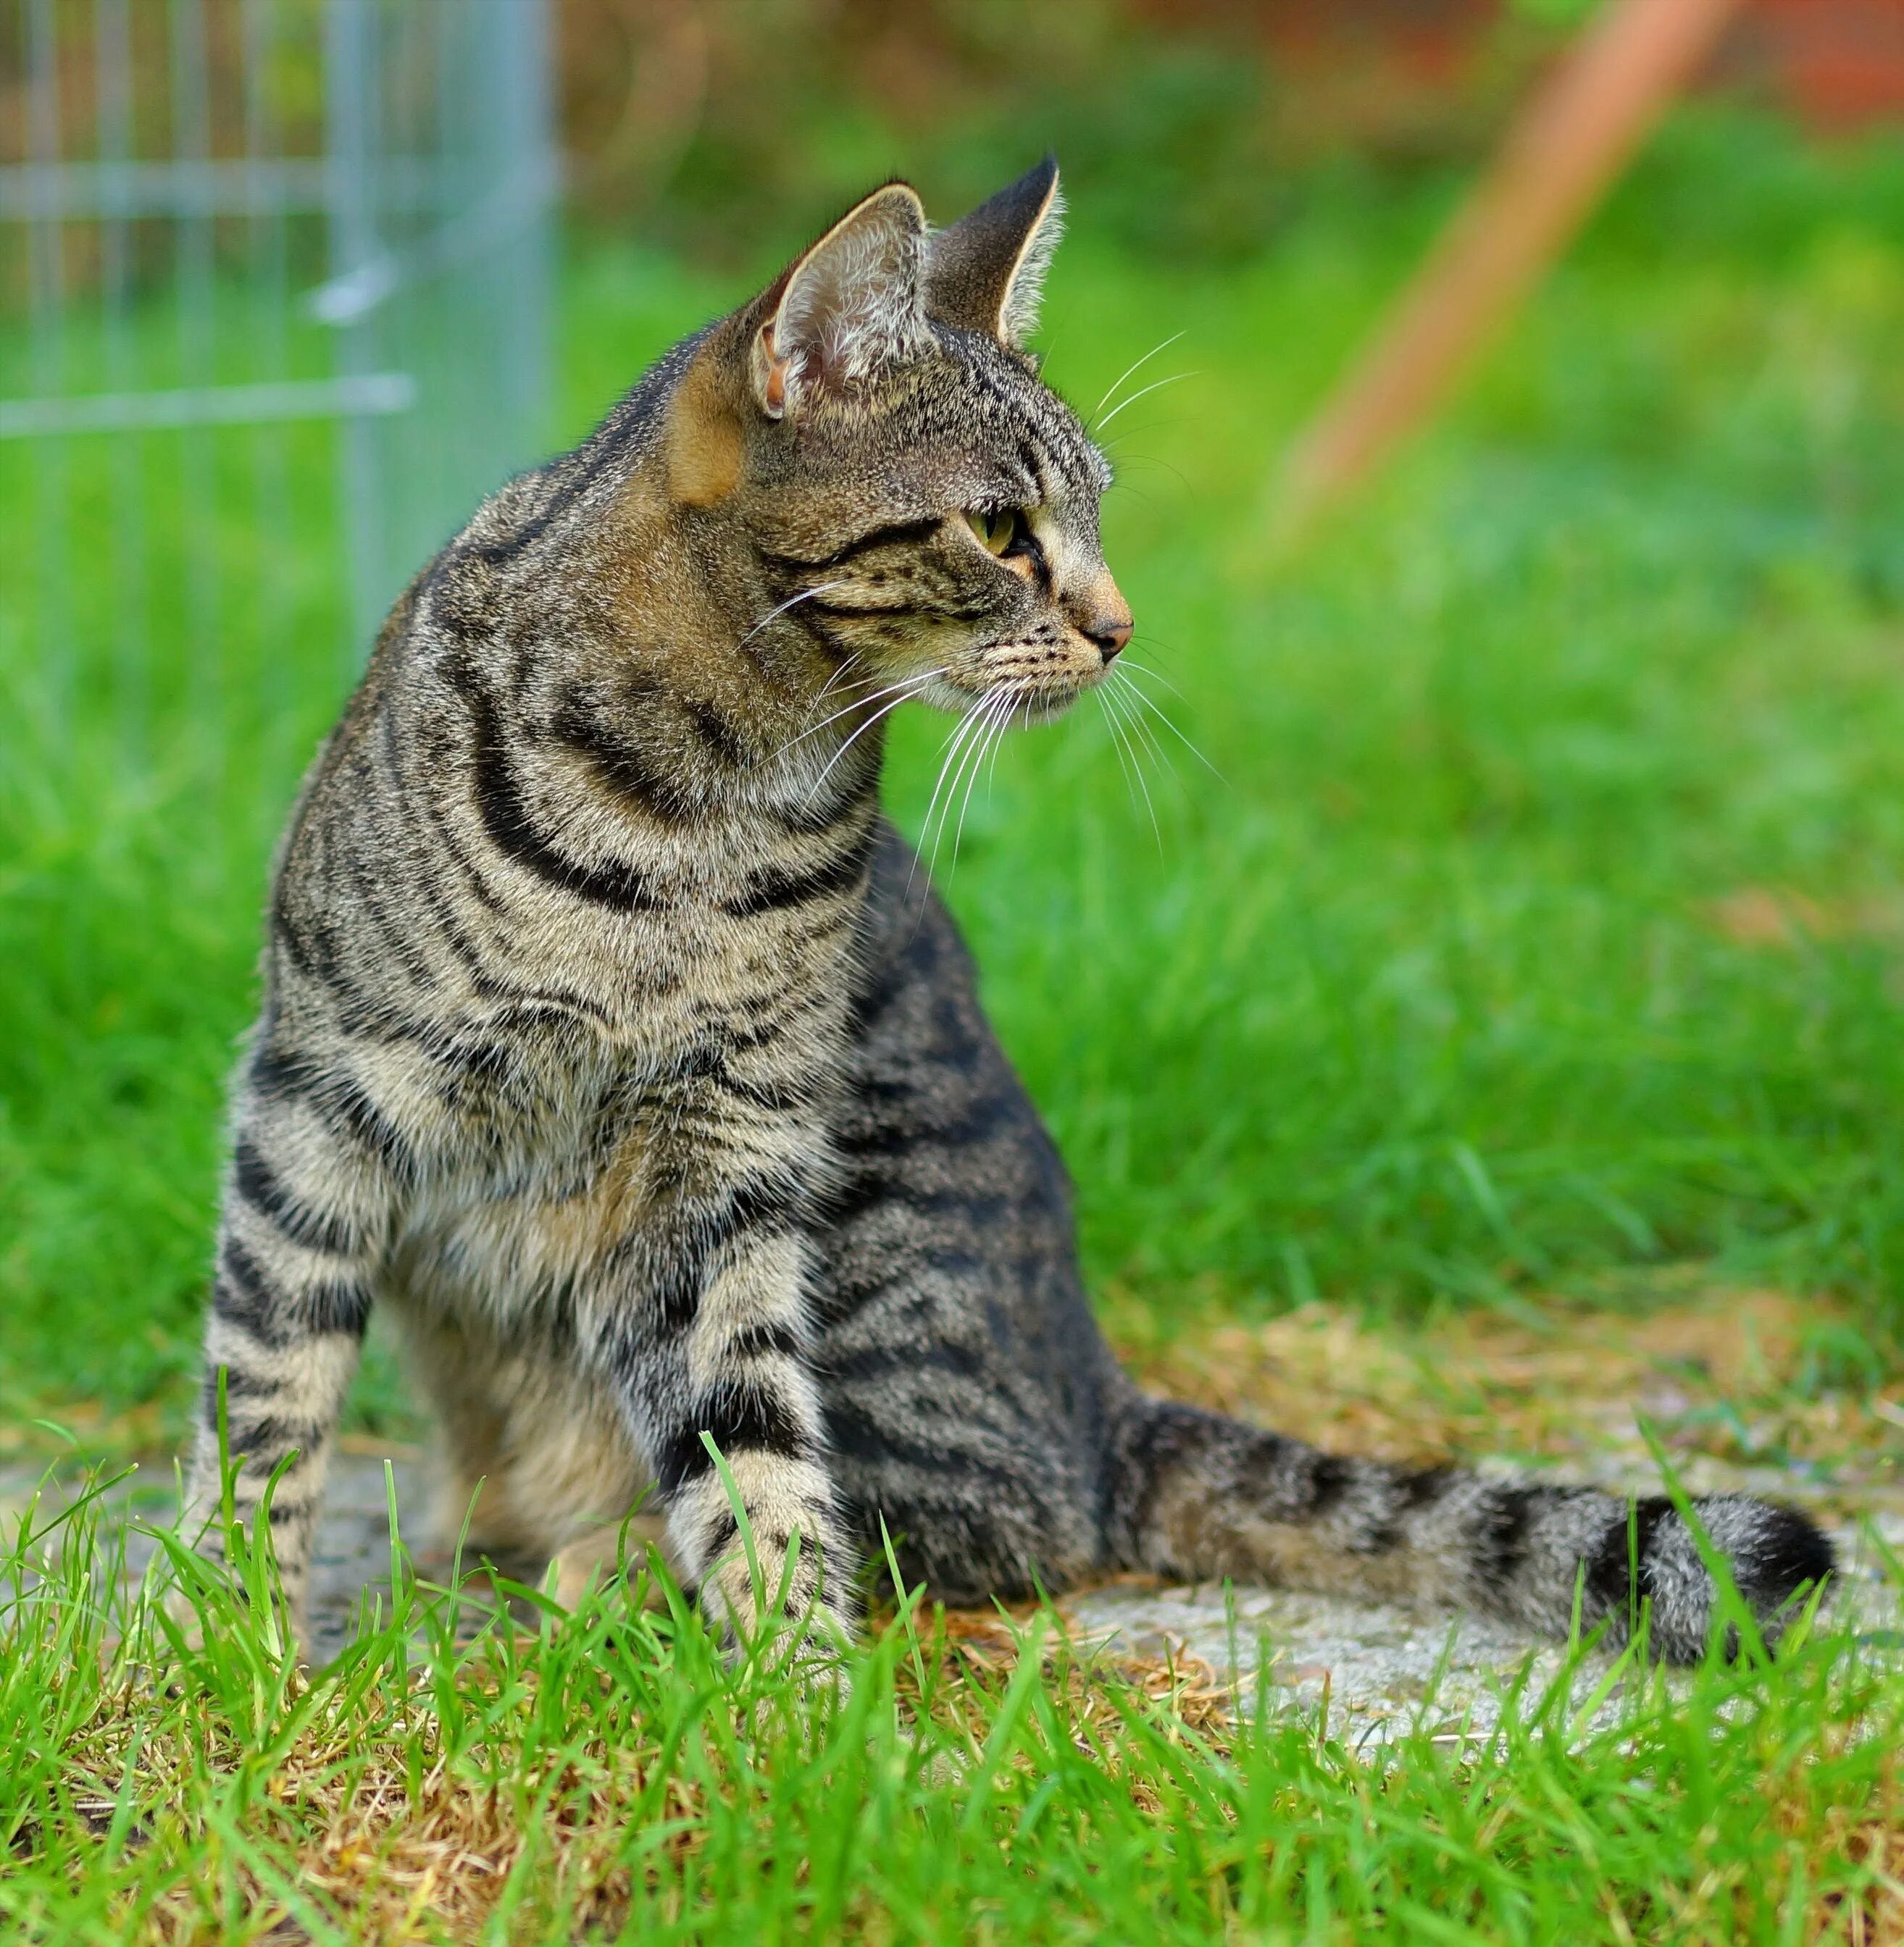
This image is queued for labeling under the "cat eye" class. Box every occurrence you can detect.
[964,506,1029,558]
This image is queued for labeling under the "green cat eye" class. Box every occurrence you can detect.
[965,506,1025,557]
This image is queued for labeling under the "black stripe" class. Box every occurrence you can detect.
[320,1075,411,1174]
[464,685,661,913]
[824,1397,1025,1494]
[212,1236,289,1348]
[1304,1453,1351,1520]
[212,1236,370,1347]
[694,1509,741,1573]
[302,1276,373,1339]
[758,518,943,575]
[271,889,345,984]
[696,1174,809,1261]
[200,1363,276,1415]
[654,1382,814,1496]
[684,699,752,771]
[460,436,627,571]
[798,595,922,621]
[722,829,874,918]
[225,1415,325,1462]
[231,1139,361,1257]
[247,1050,410,1176]
[729,1320,804,1361]
[782,603,859,666]
[822,1338,990,1386]
[1584,1495,1675,1614]
[717,1071,815,1115]
[1471,1487,1539,1597]
[645,1237,713,1338]
[414,774,509,915]
[551,690,699,826]
[1733,1504,1834,1602]
[835,1085,1017,1160]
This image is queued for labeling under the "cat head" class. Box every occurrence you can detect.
[664,159,1131,728]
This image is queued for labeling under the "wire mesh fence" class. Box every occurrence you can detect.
[0,0,556,813]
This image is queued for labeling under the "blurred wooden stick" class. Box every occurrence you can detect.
[1267,0,1742,544]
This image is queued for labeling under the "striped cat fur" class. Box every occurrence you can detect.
[186,161,1832,1665]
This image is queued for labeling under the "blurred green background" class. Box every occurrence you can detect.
[3,0,1903,1452]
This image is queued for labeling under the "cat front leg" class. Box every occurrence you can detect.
[596,1184,859,1661]
[182,1079,393,1644]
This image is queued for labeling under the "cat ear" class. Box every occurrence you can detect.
[926,156,1064,350]
[751,183,932,419]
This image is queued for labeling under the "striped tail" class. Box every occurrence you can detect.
[1109,1398,1834,1663]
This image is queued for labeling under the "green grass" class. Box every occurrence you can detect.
[3,1470,1899,1943]
[4,108,1903,1940]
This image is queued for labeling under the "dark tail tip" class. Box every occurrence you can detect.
[1637,1495,1834,1665]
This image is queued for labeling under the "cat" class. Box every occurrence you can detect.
[185,159,1831,1667]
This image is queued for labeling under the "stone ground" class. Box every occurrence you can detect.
[9,1289,1901,1743]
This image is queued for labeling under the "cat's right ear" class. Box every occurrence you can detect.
[926,156,1063,350]
[750,183,932,419]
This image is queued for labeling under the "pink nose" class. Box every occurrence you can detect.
[1090,615,1132,661]
[1082,606,1132,663]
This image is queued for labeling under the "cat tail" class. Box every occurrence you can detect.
[1105,1396,1833,1663]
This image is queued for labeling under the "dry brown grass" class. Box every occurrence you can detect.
[1111,1284,1904,1503]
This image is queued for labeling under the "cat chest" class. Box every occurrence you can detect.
[390,1010,844,1321]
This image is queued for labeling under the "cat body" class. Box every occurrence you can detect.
[187,163,1830,1664]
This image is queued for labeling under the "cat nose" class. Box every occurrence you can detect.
[1087,612,1132,663]
[1076,582,1133,663]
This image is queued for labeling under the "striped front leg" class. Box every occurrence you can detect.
[601,1178,857,1657]
[183,1101,387,1637]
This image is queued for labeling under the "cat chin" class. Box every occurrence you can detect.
[927,677,1092,725]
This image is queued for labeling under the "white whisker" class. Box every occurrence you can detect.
[1101,676,1161,847]
[803,671,945,799]
[775,669,942,760]
[911,698,990,894]
[1114,656,1186,701]
[1111,669,1177,784]
[925,695,1001,884]
[1095,680,1144,821]
[951,684,1024,868]
[740,579,850,648]
[1094,370,1198,435]
[1090,330,1185,428]
[1112,663,1222,779]
[807,648,867,714]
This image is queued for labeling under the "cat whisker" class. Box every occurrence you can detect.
[775,669,943,760]
[951,682,1028,868]
[1114,656,1185,701]
[1100,675,1161,847]
[1109,668,1178,784]
[740,579,851,649]
[910,697,993,896]
[807,648,868,715]
[1096,684,1139,813]
[948,688,1017,872]
[1093,371,1198,435]
[1089,330,1185,430]
[1111,662,1222,780]
[803,672,945,800]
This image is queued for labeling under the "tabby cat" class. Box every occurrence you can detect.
[186,161,1831,1665]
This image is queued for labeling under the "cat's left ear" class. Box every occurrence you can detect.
[751,183,932,419]
[926,156,1063,350]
